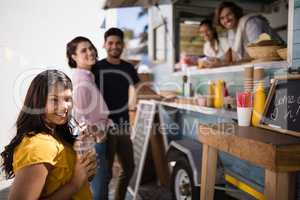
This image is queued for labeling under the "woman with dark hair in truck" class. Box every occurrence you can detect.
[1,69,96,200]
[198,19,230,68]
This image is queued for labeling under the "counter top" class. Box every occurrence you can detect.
[173,60,288,76]
[155,101,237,119]
[198,123,300,172]
[198,123,299,200]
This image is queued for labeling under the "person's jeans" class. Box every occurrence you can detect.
[91,142,108,200]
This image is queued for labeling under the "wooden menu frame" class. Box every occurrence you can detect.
[128,100,156,199]
[258,74,300,137]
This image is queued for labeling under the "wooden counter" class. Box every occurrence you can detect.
[198,123,300,200]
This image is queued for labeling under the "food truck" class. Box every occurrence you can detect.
[0,0,299,200]
[98,0,300,199]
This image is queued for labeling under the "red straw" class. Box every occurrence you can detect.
[236,92,252,107]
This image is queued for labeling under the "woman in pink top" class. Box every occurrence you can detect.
[66,36,111,200]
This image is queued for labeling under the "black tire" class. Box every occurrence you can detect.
[170,158,200,200]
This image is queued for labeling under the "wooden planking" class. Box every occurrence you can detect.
[198,124,300,172]
[292,7,300,65]
[293,43,300,60]
[200,144,218,200]
[200,123,300,146]
[293,29,300,43]
[199,124,277,171]
[294,7,300,30]
[292,59,300,67]
[276,145,300,172]
[264,170,296,200]
[264,170,277,200]
[296,0,300,8]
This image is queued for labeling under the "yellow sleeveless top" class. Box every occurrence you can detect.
[13,133,93,200]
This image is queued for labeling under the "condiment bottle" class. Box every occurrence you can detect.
[207,81,214,107]
[251,83,266,126]
[182,75,192,97]
[223,82,229,97]
[214,80,224,108]
[182,75,187,96]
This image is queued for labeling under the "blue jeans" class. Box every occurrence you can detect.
[91,142,108,200]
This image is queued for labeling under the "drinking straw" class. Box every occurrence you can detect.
[236,91,253,107]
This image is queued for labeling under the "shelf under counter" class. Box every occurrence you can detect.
[173,60,288,76]
[154,100,237,120]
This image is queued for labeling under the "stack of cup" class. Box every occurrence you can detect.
[243,67,254,92]
[236,91,253,126]
[253,68,265,91]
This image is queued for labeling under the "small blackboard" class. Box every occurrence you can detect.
[259,75,300,137]
[128,100,156,199]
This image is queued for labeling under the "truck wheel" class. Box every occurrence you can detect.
[171,159,199,200]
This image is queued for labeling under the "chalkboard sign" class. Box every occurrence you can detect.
[128,100,156,199]
[259,75,300,137]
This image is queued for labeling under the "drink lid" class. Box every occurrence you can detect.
[68,117,81,138]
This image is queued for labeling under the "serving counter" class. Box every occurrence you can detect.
[151,99,300,199]
[198,123,300,200]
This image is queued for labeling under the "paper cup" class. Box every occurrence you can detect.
[244,67,254,79]
[237,107,253,126]
[254,68,265,81]
[73,138,95,156]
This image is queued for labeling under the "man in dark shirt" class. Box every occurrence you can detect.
[92,28,139,200]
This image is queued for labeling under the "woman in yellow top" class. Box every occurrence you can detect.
[1,70,97,200]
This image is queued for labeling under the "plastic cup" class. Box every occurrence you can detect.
[73,136,96,156]
[237,107,253,126]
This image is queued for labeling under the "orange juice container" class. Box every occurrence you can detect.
[214,80,224,108]
[252,83,266,126]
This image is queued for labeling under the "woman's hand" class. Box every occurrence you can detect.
[198,58,221,68]
[85,149,97,181]
[69,151,97,191]
[95,130,107,143]
[208,58,221,68]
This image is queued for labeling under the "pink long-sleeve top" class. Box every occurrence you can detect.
[72,68,110,129]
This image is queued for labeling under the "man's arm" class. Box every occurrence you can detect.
[128,84,137,111]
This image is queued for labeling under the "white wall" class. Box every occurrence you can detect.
[264,0,289,42]
[148,4,180,91]
[0,0,112,152]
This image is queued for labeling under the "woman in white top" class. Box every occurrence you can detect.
[199,19,229,68]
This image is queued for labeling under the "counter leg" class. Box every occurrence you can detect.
[265,170,296,200]
[200,144,218,200]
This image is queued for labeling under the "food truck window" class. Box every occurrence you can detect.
[153,24,167,62]
[173,0,289,67]
[179,21,203,58]
[174,8,210,63]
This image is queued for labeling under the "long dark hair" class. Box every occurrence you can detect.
[200,19,219,44]
[66,36,98,68]
[214,1,244,28]
[1,70,74,179]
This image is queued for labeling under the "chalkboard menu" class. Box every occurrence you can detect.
[260,75,300,137]
[128,100,156,199]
